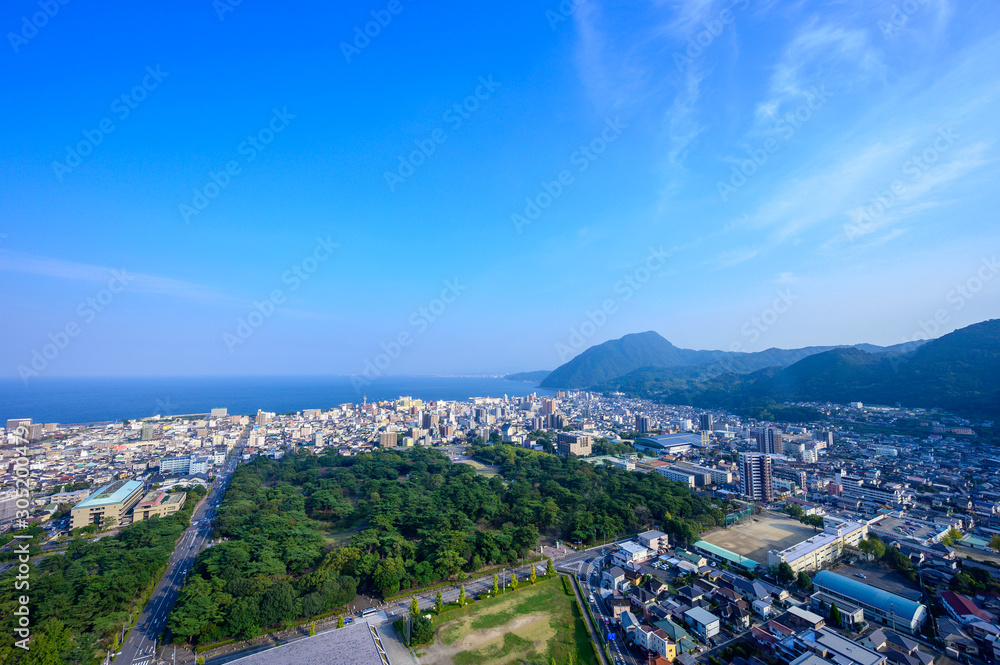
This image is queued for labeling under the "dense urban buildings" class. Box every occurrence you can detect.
[739,451,774,503]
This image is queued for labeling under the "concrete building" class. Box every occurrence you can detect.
[740,452,773,503]
[140,424,155,441]
[0,490,20,528]
[612,541,652,567]
[684,607,721,640]
[70,479,145,530]
[768,517,868,573]
[656,466,697,488]
[556,432,593,457]
[677,462,732,485]
[133,490,186,522]
[636,415,650,434]
[837,472,910,508]
[757,427,783,455]
[379,431,399,448]
[699,414,714,432]
[638,530,669,551]
[159,456,192,475]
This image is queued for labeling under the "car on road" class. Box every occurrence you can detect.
[854,573,866,579]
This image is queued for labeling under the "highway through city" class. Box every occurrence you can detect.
[115,434,245,665]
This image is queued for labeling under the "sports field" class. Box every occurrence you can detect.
[422,577,596,665]
[702,513,818,564]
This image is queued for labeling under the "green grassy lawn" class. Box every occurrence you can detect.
[431,577,597,665]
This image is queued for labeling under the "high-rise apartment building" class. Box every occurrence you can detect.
[756,427,783,455]
[699,414,714,431]
[739,452,773,503]
[635,415,650,434]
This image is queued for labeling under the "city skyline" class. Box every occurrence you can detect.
[2,0,999,378]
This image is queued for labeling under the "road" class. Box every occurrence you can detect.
[115,436,245,665]
[581,552,644,665]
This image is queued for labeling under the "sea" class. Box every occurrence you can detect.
[0,376,553,425]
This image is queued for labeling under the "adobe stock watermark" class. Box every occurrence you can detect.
[545,0,585,30]
[10,427,32,650]
[213,0,244,21]
[555,246,670,362]
[351,279,467,392]
[224,236,339,352]
[891,255,998,372]
[511,117,627,234]
[729,289,798,352]
[385,75,501,192]
[52,65,169,182]
[180,107,295,224]
[340,0,408,64]
[17,270,134,383]
[673,0,751,72]
[7,0,70,54]
[717,85,829,202]
[878,0,932,40]
[843,126,958,242]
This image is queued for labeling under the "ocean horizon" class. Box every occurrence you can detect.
[0,375,554,425]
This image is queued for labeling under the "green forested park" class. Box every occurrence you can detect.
[0,485,206,665]
[166,444,724,647]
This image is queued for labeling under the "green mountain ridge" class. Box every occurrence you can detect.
[596,319,1000,420]
[540,330,922,390]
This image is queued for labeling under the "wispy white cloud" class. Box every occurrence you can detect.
[755,16,885,127]
[0,250,240,306]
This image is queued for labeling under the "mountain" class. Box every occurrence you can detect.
[504,370,551,382]
[540,330,920,390]
[598,319,1000,420]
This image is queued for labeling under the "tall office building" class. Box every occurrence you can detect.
[699,414,714,431]
[739,452,773,503]
[756,427,783,455]
[635,415,650,434]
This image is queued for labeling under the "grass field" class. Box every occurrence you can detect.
[454,459,501,477]
[702,513,818,563]
[423,577,597,665]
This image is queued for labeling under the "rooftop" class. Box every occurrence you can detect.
[693,540,761,570]
[226,621,389,665]
[813,571,926,624]
[684,606,720,626]
[74,479,144,509]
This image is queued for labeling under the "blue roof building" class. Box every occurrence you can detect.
[70,479,145,530]
[813,570,927,634]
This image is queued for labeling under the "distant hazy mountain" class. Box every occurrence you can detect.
[539,330,920,390]
[504,370,551,382]
[598,319,1000,420]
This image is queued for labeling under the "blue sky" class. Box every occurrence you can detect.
[1,0,998,378]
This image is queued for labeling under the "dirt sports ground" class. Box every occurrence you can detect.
[419,577,596,665]
[702,512,819,564]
